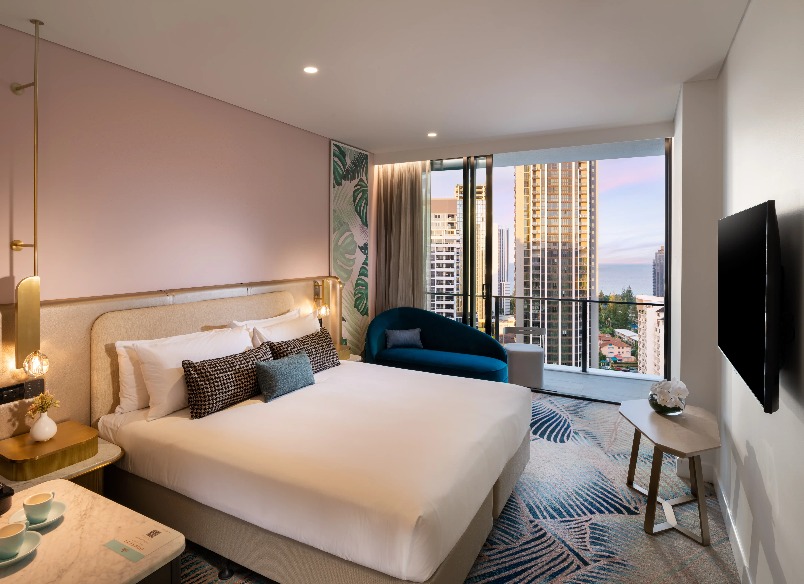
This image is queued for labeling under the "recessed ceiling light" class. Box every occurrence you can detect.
[304,66,318,74]
[428,132,437,137]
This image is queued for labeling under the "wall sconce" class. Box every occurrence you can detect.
[10,19,48,374]
[313,280,330,322]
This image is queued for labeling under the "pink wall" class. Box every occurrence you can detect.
[0,25,330,303]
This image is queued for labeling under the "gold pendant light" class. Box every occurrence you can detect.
[10,19,48,376]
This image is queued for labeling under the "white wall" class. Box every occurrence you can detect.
[715,0,804,582]
[670,79,723,484]
[671,79,723,418]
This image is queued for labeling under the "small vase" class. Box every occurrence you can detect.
[31,411,57,442]
[648,393,685,416]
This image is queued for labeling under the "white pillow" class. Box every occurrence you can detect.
[116,330,225,414]
[115,341,149,414]
[253,312,320,344]
[230,309,300,332]
[230,309,301,347]
[133,327,253,421]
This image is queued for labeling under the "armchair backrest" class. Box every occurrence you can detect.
[365,307,507,363]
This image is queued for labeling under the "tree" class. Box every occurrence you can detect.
[598,286,638,335]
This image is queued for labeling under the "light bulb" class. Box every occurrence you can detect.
[23,350,49,378]
[317,305,331,318]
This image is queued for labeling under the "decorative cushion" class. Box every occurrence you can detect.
[253,312,320,344]
[256,353,315,401]
[385,328,423,349]
[182,342,274,419]
[268,328,340,374]
[133,327,254,421]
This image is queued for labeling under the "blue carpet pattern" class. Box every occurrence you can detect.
[181,394,739,583]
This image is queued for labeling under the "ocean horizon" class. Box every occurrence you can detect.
[598,263,654,296]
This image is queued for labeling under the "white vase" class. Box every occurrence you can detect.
[31,411,57,442]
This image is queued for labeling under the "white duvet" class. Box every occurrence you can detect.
[99,361,531,582]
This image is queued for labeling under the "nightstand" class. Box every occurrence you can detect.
[0,422,122,495]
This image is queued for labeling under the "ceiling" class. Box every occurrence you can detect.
[0,1,749,155]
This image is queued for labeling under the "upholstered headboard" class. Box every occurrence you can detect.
[89,281,340,427]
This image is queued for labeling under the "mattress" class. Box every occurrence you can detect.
[98,361,531,582]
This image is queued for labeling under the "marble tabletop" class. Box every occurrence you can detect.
[0,440,123,492]
[0,479,185,583]
[619,399,721,457]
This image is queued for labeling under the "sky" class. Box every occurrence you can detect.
[430,155,665,265]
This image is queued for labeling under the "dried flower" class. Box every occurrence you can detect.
[26,390,61,419]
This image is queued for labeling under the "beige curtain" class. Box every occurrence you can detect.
[375,161,428,314]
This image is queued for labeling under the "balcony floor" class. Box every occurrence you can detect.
[540,366,659,403]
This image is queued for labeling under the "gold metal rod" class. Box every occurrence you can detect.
[10,81,34,94]
[32,18,42,277]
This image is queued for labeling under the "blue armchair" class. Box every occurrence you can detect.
[365,307,508,382]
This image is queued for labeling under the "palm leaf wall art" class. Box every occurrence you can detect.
[331,141,370,354]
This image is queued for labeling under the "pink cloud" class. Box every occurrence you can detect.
[597,158,665,194]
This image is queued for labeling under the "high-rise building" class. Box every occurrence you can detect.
[455,184,487,326]
[637,295,664,376]
[514,162,598,367]
[493,224,511,316]
[652,245,665,297]
[429,198,461,319]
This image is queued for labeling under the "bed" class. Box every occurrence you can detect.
[90,289,531,584]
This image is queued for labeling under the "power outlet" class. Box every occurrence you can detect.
[0,379,45,405]
[24,378,45,399]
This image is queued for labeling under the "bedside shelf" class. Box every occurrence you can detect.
[0,421,98,481]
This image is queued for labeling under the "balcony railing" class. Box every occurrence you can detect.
[424,291,666,378]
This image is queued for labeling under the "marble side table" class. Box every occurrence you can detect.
[0,438,122,495]
[0,479,185,583]
[618,399,721,546]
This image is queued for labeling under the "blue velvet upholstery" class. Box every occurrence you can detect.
[365,307,508,382]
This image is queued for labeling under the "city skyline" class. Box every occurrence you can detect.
[430,155,665,268]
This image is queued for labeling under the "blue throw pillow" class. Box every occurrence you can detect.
[386,328,423,349]
[256,352,315,401]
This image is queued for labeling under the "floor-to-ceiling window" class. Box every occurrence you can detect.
[426,140,671,395]
[427,156,492,332]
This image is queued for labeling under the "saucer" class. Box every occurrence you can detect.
[0,531,41,567]
[10,501,67,531]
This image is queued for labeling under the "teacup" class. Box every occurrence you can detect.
[0,522,28,560]
[23,491,55,524]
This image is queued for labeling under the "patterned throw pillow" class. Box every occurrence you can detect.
[268,328,340,374]
[182,342,273,419]
[256,352,315,401]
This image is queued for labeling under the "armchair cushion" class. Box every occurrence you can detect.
[377,348,508,382]
[385,328,424,349]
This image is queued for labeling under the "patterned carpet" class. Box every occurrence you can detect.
[180,394,739,583]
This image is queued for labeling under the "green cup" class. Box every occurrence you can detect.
[23,491,55,524]
[0,521,28,560]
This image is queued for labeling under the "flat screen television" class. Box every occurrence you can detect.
[718,200,781,413]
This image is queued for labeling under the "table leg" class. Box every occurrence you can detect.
[691,455,710,546]
[626,428,641,487]
[644,445,664,534]
[689,456,698,497]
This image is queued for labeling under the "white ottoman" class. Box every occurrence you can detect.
[505,343,544,389]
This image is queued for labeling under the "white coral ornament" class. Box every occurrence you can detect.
[649,379,688,415]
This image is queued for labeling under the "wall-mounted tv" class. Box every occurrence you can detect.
[718,201,781,414]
